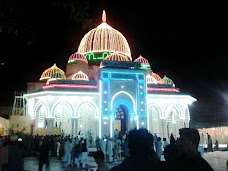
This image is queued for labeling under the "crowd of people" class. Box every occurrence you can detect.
[0,127,219,171]
[0,132,92,170]
[110,127,215,171]
[0,134,29,171]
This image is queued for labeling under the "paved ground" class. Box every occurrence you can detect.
[24,155,123,171]
[23,151,228,171]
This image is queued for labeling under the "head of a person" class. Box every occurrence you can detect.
[128,128,153,158]
[93,150,105,165]
[164,144,179,162]
[177,128,200,153]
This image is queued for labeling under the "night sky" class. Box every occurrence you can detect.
[0,1,227,126]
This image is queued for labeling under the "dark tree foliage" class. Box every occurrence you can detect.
[0,0,93,45]
[0,0,95,106]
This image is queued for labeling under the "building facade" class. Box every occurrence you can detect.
[23,11,196,139]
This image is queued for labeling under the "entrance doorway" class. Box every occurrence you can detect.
[114,105,128,137]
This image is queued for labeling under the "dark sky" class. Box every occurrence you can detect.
[0,1,227,126]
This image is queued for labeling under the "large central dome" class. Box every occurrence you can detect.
[78,10,131,60]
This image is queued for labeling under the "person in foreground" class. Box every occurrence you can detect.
[167,128,214,171]
[110,128,161,171]
[92,150,109,171]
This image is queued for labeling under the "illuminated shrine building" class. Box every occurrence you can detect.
[24,11,196,138]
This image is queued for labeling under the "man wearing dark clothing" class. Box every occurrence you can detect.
[169,133,175,146]
[110,128,161,171]
[92,150,109,171]
[168,128,214,171]
[3,135,27,171]
[38,137,51,171]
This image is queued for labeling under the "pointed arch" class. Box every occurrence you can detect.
[113,99,135,118]
[163,103,182,119]
[75,101,98,118]
[111,91,136,115]
[147,102,163,134]
[51,100,74,118]
[147,102,163,119]
[33,101,49,119]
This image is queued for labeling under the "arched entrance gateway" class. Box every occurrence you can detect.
[100,67,147,138]
[115,105,128,136]
[112,98,137,137]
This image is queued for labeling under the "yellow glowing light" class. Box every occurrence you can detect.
[71,70,89,81]
[46,70,66,85]
[152,72,162,81]
[78,10,131,60]
[40,63,66,81]
[146,74,158,84]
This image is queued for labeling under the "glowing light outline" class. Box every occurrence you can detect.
[77,10,131,59]
[40,63,65,81]
[43,84,97,89]
[99,80,102,138]
[163,103,182,119]
[110,91,136,114]
[51,100,74,118]
[71,70,89,81]
[112,99,135,134]
[75,101,98,118]
[147,87,179,92]
[33,101,49,120]
[24,91,99,98]
[113,99,134,118]
[147,102,163,121]
[110,91,138,132]
[147,94,197,103]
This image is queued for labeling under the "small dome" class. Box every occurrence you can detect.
[78,10,131,60]
[103,52,130,62]
[146,74,158,84]
[40,63,65,81]
[71,70,89,81]
[162,75,175,87]
[46,71,66,85]
[134,55,151,69]
[68,51,88,64]
[158,79,165,84]
[152,72,162,81]
[100,52,130,68]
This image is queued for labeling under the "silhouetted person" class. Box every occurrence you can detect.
[162,137,169,150]
[3,135,26,171]
[155,137,163,160]
[170,128,214,171]
[110,128,161,171]
[162,143,180,170]
[96,136,101,150]
[207,134,213,152]
[92,150,109,171]
[170,133,175,146]
[214,140,219,151]
[38,137,51,171]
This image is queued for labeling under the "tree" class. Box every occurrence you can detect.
[0,0,93,45]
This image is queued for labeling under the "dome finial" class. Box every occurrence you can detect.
[102,10,106,23]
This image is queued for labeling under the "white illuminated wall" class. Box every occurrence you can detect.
[147,94,192,139]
